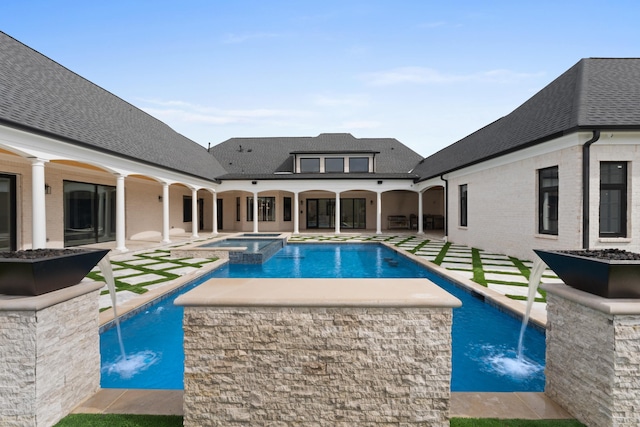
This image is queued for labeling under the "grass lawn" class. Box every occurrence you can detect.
[55,414,585,426]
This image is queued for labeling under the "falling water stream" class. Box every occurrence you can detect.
[98,257,158,379]
[482,256,547,380]
[517,257,548,358]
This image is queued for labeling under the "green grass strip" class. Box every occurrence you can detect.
[54,415,584,427]
[393,235,416,246]
[432,241,451,265]
[471,247,487,286]
[54,414,182,427]
[451,419,584,427]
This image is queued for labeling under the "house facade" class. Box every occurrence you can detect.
[1,30,639,262]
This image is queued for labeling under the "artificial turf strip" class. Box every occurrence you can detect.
[53,414,182,427]
[432,241,452,265]
[471,247,487,286]
[54,415,585,427]
[450,419,585,427]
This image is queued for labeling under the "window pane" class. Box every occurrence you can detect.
[349,157,369,173]
[538,166,558,235]
[300,158,320,173]
[459,184,468,227]
[599,162,627,237]
[325,158,344,173]
[284,197,292,221]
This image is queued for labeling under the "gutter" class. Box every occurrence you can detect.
[582,130,601,249]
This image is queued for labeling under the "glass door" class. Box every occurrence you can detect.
[306,199,318,228]
[0,174,16,251]
[64,181,117,246]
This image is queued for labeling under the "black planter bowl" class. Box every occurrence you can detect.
[0,248,110,296]
[534,249,640,299]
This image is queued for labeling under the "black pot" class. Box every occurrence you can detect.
[534,249,640,299]
[0,248,109,296]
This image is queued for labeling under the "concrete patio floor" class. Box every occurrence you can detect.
[75,231,573,421]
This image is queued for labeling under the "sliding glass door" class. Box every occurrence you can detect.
[0,174,16,251]
[64,181,116,246]
[306,198,366,229]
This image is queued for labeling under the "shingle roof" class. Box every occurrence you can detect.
[211,133,423,180]
[413,58,640,181]
[0,31,226,181]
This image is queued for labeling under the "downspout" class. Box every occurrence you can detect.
[582,130,601,249]
[440,173,448,240]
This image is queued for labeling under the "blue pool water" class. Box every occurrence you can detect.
[101,243,545,392]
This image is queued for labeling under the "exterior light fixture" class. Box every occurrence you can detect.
[377,180,383,185]
[251,181,257,185]
[44,184,51,194]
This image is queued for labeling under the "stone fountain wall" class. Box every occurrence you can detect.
[178,278,460,427]
[543,284,640,427]
[0,283,102,427]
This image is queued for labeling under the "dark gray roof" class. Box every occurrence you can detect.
[413,58,640,181]
[211,133,423,179]
[0,32,226,181]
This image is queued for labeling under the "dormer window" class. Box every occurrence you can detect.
[300,158,320,173]
[325,158,344,173]
[349,157,369,173]
[293,152,376,174]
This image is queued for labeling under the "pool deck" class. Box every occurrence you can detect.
[73,389,573,420]
[76,231,572,420]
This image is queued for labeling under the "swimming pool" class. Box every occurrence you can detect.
[101,243,545,392]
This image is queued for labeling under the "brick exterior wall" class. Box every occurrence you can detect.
[0,289,100,427]
[545,291,640,427]
[183,306,453,426]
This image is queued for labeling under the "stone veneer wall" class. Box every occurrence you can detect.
[183,306,453,426]
[545,291,640,427]
[0,287,101,427]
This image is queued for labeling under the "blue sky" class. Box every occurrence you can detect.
[2,1,639,156]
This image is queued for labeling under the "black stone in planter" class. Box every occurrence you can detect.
[0,248,109,296]
[534,249,640,298]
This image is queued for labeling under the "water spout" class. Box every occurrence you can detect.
[97,257,127,361]
[517,256,547,359]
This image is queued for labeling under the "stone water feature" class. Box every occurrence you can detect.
[536,249,640,427]
[176,277,461,426]
[0,248,108,427]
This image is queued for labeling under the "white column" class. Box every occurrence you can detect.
[376,191,382,234]
[212,192,218,235]
[162,183,171,243]
[31,158,47,249]
[334,192,341,234]
[115,174,128,252]
[192,188,199,238]
[418,191,424,234]
[253,192,259,233]
[293,192,300,234]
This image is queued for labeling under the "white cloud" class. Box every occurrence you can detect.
[138,99,311,126]
[362,67,544,86]
[312,94,369,107]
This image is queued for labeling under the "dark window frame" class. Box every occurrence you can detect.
[300,158,320,173]
[349,157,369,173]
[325,157,344,173]
[599,161,627,238]
[283,196,292,221]
[538,166,559,235]
[247,196,276,222]
[459,184,468,227]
